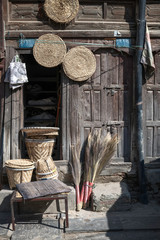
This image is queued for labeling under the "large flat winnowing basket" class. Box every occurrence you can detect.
[33,34,66,68]
[44,0,79,23]
[62,46,96,81]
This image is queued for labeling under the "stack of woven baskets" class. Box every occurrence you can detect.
[5,127,59,189]
[22,127,59,181]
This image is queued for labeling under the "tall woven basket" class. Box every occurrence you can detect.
[25,138,56,162]
[5,159,35,189]
[36,157,58,180]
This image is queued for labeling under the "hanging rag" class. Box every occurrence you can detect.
[141,24,155,80]
[4,55,28,89]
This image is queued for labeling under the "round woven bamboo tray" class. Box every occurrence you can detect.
[62,46,96,81]
[25,138,56,162]
[36,157,58,180]
[33,34,66,68]
[5,159,35,189]
[21,127,59,138]
[44,0,79,23]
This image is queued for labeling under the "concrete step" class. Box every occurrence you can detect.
[92,182,131,212]
[1,205,160,240]
[66,211,160,233]
[1,199,160,240]
[65,230,160,240]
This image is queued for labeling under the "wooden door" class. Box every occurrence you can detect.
[3,47,24,162]
[143,51,160,164]
[62,48,133,163]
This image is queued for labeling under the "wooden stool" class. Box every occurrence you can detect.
[10,179,71,231]
[10,190,69,231]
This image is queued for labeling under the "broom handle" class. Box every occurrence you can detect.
[80,183,85,203]
[87,182,94,204]
[75,185,81,211]
[83,181,89,208]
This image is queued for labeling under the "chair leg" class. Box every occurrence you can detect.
[65,196,69,228]
[10,197,15,231]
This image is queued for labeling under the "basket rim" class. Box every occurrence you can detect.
[25,138,56,143]
[6,166,35,171]
[36,169,57,176]
[21,127,59,132]
[21,127,59,137]
[37,173,58,180]
[5,159,35,168]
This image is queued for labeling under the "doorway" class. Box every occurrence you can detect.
[22,54,61,160]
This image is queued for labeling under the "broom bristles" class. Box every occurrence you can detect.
[83,129,119,208]
[92,134,118,182]
[70,142,81,185]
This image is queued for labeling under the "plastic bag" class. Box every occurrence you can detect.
[4,55,28,89]
[10,55,28,84]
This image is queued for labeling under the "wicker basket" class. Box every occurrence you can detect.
[5,159,35,189]
[33,34,66,68]
[44,0,79,23]
[36,157,58,180]
[62,46,96,81]
[25,138,56,162]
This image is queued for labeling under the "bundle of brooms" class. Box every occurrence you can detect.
[82,129,119,208]
[70,129,119,211]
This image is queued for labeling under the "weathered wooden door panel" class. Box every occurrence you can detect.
[67,48,133,162]
[3,47,23,162]
[144,51,160,163]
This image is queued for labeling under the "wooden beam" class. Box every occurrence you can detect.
[5,30,136,39]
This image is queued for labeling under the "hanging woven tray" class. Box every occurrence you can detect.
[33,34,66,68]
[62,46,96,81]
[44,0,79,23]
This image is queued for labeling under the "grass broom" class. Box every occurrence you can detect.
[83,129,100,208]
[82,132,92,208]
[86,129,119,205]
[70,142,82,211]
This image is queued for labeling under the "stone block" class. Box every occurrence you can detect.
[0,189,13,212]
[92,182,131,212]
[146,169,160,185]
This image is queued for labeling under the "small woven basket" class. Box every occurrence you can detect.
[36,157,58,180]
[62,46,96,81]
[33,34,66,68]
[5,159,35,189]
[44,0,79,23]
[25,138,56,162]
